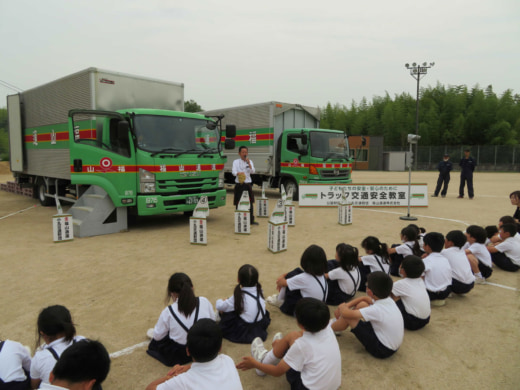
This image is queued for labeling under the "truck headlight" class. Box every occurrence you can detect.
[139,168,156,193]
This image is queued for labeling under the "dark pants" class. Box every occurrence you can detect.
[234,183,255,223]
[459,173,474,198]
[491,252,520,272]
[434,173,450,196]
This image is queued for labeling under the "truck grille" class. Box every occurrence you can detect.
[157,177,219,195]
[321,169,350,178]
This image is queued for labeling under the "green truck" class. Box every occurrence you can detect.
[7,68,235,237]
[202,102,354,199]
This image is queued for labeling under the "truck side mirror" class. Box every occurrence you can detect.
[225,124,236,138]
[361,136,366,146]
[206,121,217,130]
[225,139,235,150]
[301,134,308,145]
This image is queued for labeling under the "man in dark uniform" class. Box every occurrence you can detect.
[458,149,477,199]
[432,154,452,197]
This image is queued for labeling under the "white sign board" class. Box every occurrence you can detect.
[299,184,428,207]
[53,214,74,242]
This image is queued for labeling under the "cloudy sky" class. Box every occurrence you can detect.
[1,0,518,111]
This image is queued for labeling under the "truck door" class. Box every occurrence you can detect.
[68,110,137,207]
[280,133,309,198]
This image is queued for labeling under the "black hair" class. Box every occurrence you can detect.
[401,255,425,278]
[445,230,467,248]
[423,232,445,253]
[187,319,222,363]
[52,339,110,390]
[509,191,520,199]
[294,298,330,333]
[499,216,516,225]
[466,225,487,244]
[36,305,76,350]
[501,223,518,237]
[400,226,422,256]
[336,243,359,271]
[233,264,263,314]
[238,146,248,153]
[361,236,389,264]
[484,225,499,239]
[300,245,327,276]
[166,273,197,317]
[366,271,393,299]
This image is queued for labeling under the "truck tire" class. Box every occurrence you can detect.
[281,178,298,201]
[37,182,55,207]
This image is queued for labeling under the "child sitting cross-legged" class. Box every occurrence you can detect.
[391,255,431,330]
[331,271,404,359]
[422,232,453,306]
[237,298,341,390]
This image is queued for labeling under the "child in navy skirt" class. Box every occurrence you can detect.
[0,339,31,390]
[147,272,215,366]
[267,245,328,316]
[325,243,360,305]
[216,264,271,344]
[358,236,390,292]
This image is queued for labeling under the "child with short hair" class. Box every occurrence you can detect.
[216,264,271,343]
[43,339,110,390]
[147,319,243,390]
[359,236,390,291]
[30,305,85,389]
[0,338,31,390]
[267,245,328,316]
[332,272,404,359]
[237,298,341,390]
[422,232,452,306]
[464,225,493,283]
[487,223,520,272]
[387,225,423,276]
[442,230,475,294]
[325,243,361,305]
[484,225,498,245]
[391,255,431,330]
[147,273,215,367]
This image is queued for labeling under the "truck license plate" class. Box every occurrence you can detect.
[186,196,200,205]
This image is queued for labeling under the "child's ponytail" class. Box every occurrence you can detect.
[36,305,76,349]
[234,264,260,314]
[167,273,197,317]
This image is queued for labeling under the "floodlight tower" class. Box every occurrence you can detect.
[404,61,435,170]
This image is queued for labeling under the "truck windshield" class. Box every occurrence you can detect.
[309,131,350,159]
[133,115,220,154]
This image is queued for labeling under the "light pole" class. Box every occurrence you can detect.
[404,61,434,170]
[400,134,421,221]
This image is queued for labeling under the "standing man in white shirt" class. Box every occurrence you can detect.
[232,146,258,225]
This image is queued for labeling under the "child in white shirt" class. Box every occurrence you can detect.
[487,223,520,272]
[422,232,452,306]
[464,225,493,283]
[442,231,475,294]
[325,243,361,305]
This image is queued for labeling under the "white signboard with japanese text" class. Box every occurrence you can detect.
[53,214,74,242]
[299,184,428,207]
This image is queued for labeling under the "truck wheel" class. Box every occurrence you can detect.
[37,182,55,207]
[282,178,298,201]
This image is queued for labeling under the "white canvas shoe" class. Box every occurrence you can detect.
[146,328,154,339]
[251,337,268,376]
[266,294,283,308]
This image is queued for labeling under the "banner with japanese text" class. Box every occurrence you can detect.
[299,184,428,207]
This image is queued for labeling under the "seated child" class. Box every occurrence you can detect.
[422,232,452,305]
[464,225,493,283]
[237,298,341,390]
[359,236,390,292]
[387,225,423,276]
[331,272,404,359]
[267,245,328,316]
[216,264,271,343]
[147,319,243,390]
[442,230,475,294]
[147,273,215,366]
[325,243,361,305]
[391,255,431,330]
[487,223,520,272]
[41,339,110,390]
[0,338,31,390]
[484,225,498,245]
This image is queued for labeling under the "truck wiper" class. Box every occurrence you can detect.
[150,148,183,157]
[173,149,200,157]
[323,152,344,161]
[198,148,218,157]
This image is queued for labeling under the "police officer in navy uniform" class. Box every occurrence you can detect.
[458,149,477,199]
[432,154,453,197]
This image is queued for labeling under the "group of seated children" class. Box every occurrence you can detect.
[0,305,110,390]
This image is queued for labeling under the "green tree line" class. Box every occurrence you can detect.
[320,84,520,148]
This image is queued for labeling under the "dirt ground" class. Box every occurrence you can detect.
[1,161,519,390]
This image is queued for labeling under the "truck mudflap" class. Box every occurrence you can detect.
[136,188,227,216]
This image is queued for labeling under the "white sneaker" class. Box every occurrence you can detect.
[266,294,283,308]
[272,332,283,344]
[431,299,446,307]
[146,328,154,339]
[475,275,486,284]
[251,337,268,377]
[214,310,221,323]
